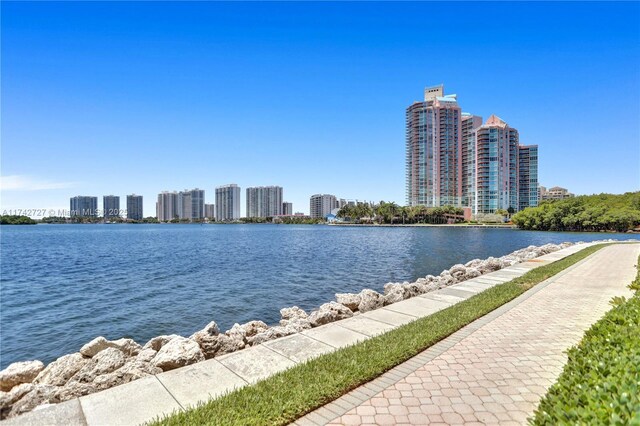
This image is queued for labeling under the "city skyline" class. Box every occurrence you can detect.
[2,2,639,218]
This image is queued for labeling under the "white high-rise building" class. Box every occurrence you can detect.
[310,194,338,219]
[216,184,241,221]
[246,186,283,218]
[204,204,215,220]
[156,191,179,222]
[178,188,205,221]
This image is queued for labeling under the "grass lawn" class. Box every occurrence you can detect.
[151,244,608,426]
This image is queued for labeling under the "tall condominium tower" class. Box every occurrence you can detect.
[103,195,120,219]
[204,204,215,220]
[190,189,205,220]
[126,194,143,220]
[518,145,539,211]
[246,186,283,218]
[216,184,241,221]
[461,113,483,208]
[282,202,293,216]
[406,85,463,207]
[474,115,519,214]
[178,190,192,220]
[156,191,179,222]
[177,188,205,221]
[310,194,338,219]
[70,196,98,217]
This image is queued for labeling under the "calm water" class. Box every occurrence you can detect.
[0,224,636,368]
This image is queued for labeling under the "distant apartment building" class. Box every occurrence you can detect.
[70,196,98,217]
[539,186,574,201]
[518,145,539,211]
[178,188,205,221]
[103,195,120,219]
[216,184,241,221]
[461,113,483,208]
[406,84,463,207]
[126,194,143,220]
[204,204,215,220]
[474,115,519,214]
[156,191,179,222]
[282,202,293,216]
[246,186,283,218]
[310,194,338,218]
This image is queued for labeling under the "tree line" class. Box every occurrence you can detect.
[337,202,466,224]
[0,215,37,225]
[512,192,640,232]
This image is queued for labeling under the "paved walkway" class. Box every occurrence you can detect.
[295,243,639,426]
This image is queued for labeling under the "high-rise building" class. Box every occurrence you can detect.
[103,195,120,219]
[406,85,463,207]
[178,190,192,220]
[310,194,338,218]
[282,202,293,216]
[461,113,483,208]
[70,196,98,217]
[127,194,143,220]
[518,145,539,211]
[156,191,179,222]
[474,115,519,214]
[246,186,283,218]
[204,204,215,220]
[177,188,205,221]
[216,184,240,221]
[190,189,205,220]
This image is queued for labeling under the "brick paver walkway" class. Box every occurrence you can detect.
[296,243,639,426]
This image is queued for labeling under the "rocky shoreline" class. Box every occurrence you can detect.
[0,241,597,419]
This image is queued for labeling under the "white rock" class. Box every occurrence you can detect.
[150,337,204,371]
[34,353,88,387]
[280,306,308,321]
[383,283,405,305]
[357,289,384,313]
[143,334,180,351]
[308,302,353,327]
[79,336,110,357]
[7,384,57,418]
[0,361,44,391]
[109,338,142,356]
[69,348,126,383]
[335,293,361,311]
[0,383,34,413]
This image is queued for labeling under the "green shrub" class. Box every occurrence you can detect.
[531,256,640,425]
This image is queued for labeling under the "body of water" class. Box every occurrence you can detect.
[1,224,636,368]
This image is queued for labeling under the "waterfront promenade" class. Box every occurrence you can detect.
[294,243,639,425]
[2,243,637,425]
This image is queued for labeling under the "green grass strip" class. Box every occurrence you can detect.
[152,244,608,426]
[531,253,640,425]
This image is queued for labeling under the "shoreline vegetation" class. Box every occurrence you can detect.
[0,215,36,225]
[0,242,583,419]
[532,253,640,425]
[150,244,612,426]
[513,191,640,233]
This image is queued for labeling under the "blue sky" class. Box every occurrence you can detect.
[2,1,639,217]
